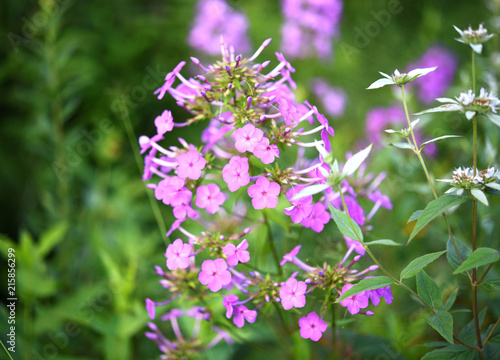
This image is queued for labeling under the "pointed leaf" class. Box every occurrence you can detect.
[408,210,423,223]
[482,278,500,292]
[367,78,395,89]
[486,182,500,191]
[37,221,68,258]
[459,308,487,345]
[470,43,483,54]
[390,142,415,150]
[292,184,331,200]
[446,237,471,269]
[400,250,447,279]
[453,248,500,274]
[408,66,437,79]
[342,144,372,176]
[336,276,393,302]
[421,345,474,360]
[364,239,401,246]
[465,111,476,120]
[427,311,454,344]
[408,195,468,243]
[420,135,462,149]
[417,270,443,311]
[486,113,500,127]
[328,203,363,242]
[415,103,462,115]
[442,288,459,311]
[470,188,488,206]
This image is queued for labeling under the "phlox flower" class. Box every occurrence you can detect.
[198,259,232,292]
[223,294,239,318]
[177,148,206,180]
[161,176,193,207]
[253,137,280,164]
[165,239,193,270]
[279,277,307,310]
[284,187,313,224]
[223,239,250,266]
[234,124,264,153]
[154,110,174,135]
[195,184,225,214]
[298,312,328,341]
[339,284,369,315]
[247,177,281,210]
[280,245,301,266]
[300,202,330,232]
[232,305,257,328]
[222,156,250,192]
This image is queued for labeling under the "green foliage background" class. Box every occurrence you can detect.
[0,0,498,359]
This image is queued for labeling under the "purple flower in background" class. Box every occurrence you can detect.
[339,284,369,315]
[311,78,347,117]
[365,106,406,145]
[199,259,232,292]
[223,239,250,266]
[223,294,239,318]
[407,45,457,104]
[188,0,251,56]
[280,277,307,310]
[299,312,328,341]
[280,0,343,60]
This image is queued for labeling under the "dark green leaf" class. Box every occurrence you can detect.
[421,345,474,360]
[400,250,447,279]
[459,308,487,346]
[409,196,468,244]
[336,276,393,303]
[408,210,423,223]
[442,288,459,312]
[447,237,472,270]
[482,278,500,292]
[453,248,500,274]
[427,311,454,344]
[364,239,401,246]
[328,203,363,242]
[37,221,68,258]
[417,270,442,311]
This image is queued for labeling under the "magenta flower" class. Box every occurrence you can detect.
[223,294,239,318]
[172,203,198,219]
[367,285,393,306]
[279,277,307,310]
[176,148,206,180]
[279,98,301,125]
[232,305,257,328]
[223,239,250,266]
[195,184,225,214]
[247,177,281,210]
[280,245,301,266]
[301,202,330,232]
[145,298,156,319]
[284,187,313,224]
[154,110,174,136]
[253,137,280,164]
[234,124,263,153]
[198,259,232,292]
[222,156,250,192]
[339,284,369,315]
[298,312,328,342]
[165,238,193,270]
[165,177,193,207]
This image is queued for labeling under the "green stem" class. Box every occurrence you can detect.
[472,50,476,94]
[328,305,337,360]
[471,200,484,358]
[477,263,494,285]
[483,316,500,347]
[116,91,169,245]
[0,341,13,360]
[263,212,282,276]
[473,116,478,176]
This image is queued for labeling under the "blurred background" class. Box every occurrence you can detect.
[0,0,498,359]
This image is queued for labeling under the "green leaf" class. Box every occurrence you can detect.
[37,221,68,258]
[427,311,454,344]
[328,203,363,242]
[417,270,443,311]
[342,144,372,176]
[442,288,459,312]
[364,239,401,246]
[336,276,393,303]
[390,142,415,150]
[408,210,423,223]
[482,278,500,292]
[421,345,474,360]
[408,195,468,244]
[486,113,500,127]
[446,237,472,270]
[420,135,461,149]
[453,248,500,274]
[470,188,488,206]
[400,250,447,280]
[459,308,487,345]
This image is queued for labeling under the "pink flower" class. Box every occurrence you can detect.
[165,238,192,270]
[339,284,369,315]
[247,177,281,210]
[280,245,301,266]
[279,98,301,126]
[234,124,263,153]
[159,176,192,207]
[195,184,225,214]
[253,137,280,164]
[279,277,307,310]
[222,156,250,192]
[172,203,198,219]
[344,236,365,256]
[301,202,330,232]
[366,284,393,306]
[284,187,313,224]
[145,298,156,319]
[223,239,250,266]
[198,259,232,292]
[299,312,328,341]
[154,110,174,135]
[177,148,206,180]
[232,305,257,328]
[223,294,239,318]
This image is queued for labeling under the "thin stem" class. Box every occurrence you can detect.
[473,116,478,176]
[401,86,420,153]
[472,50,476,94]
[0,341,13,360]
[116,91,169,245]
[263,212,282,276]
[471,200,484,357]
[477,263,494,285]
[483,317,500,347]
